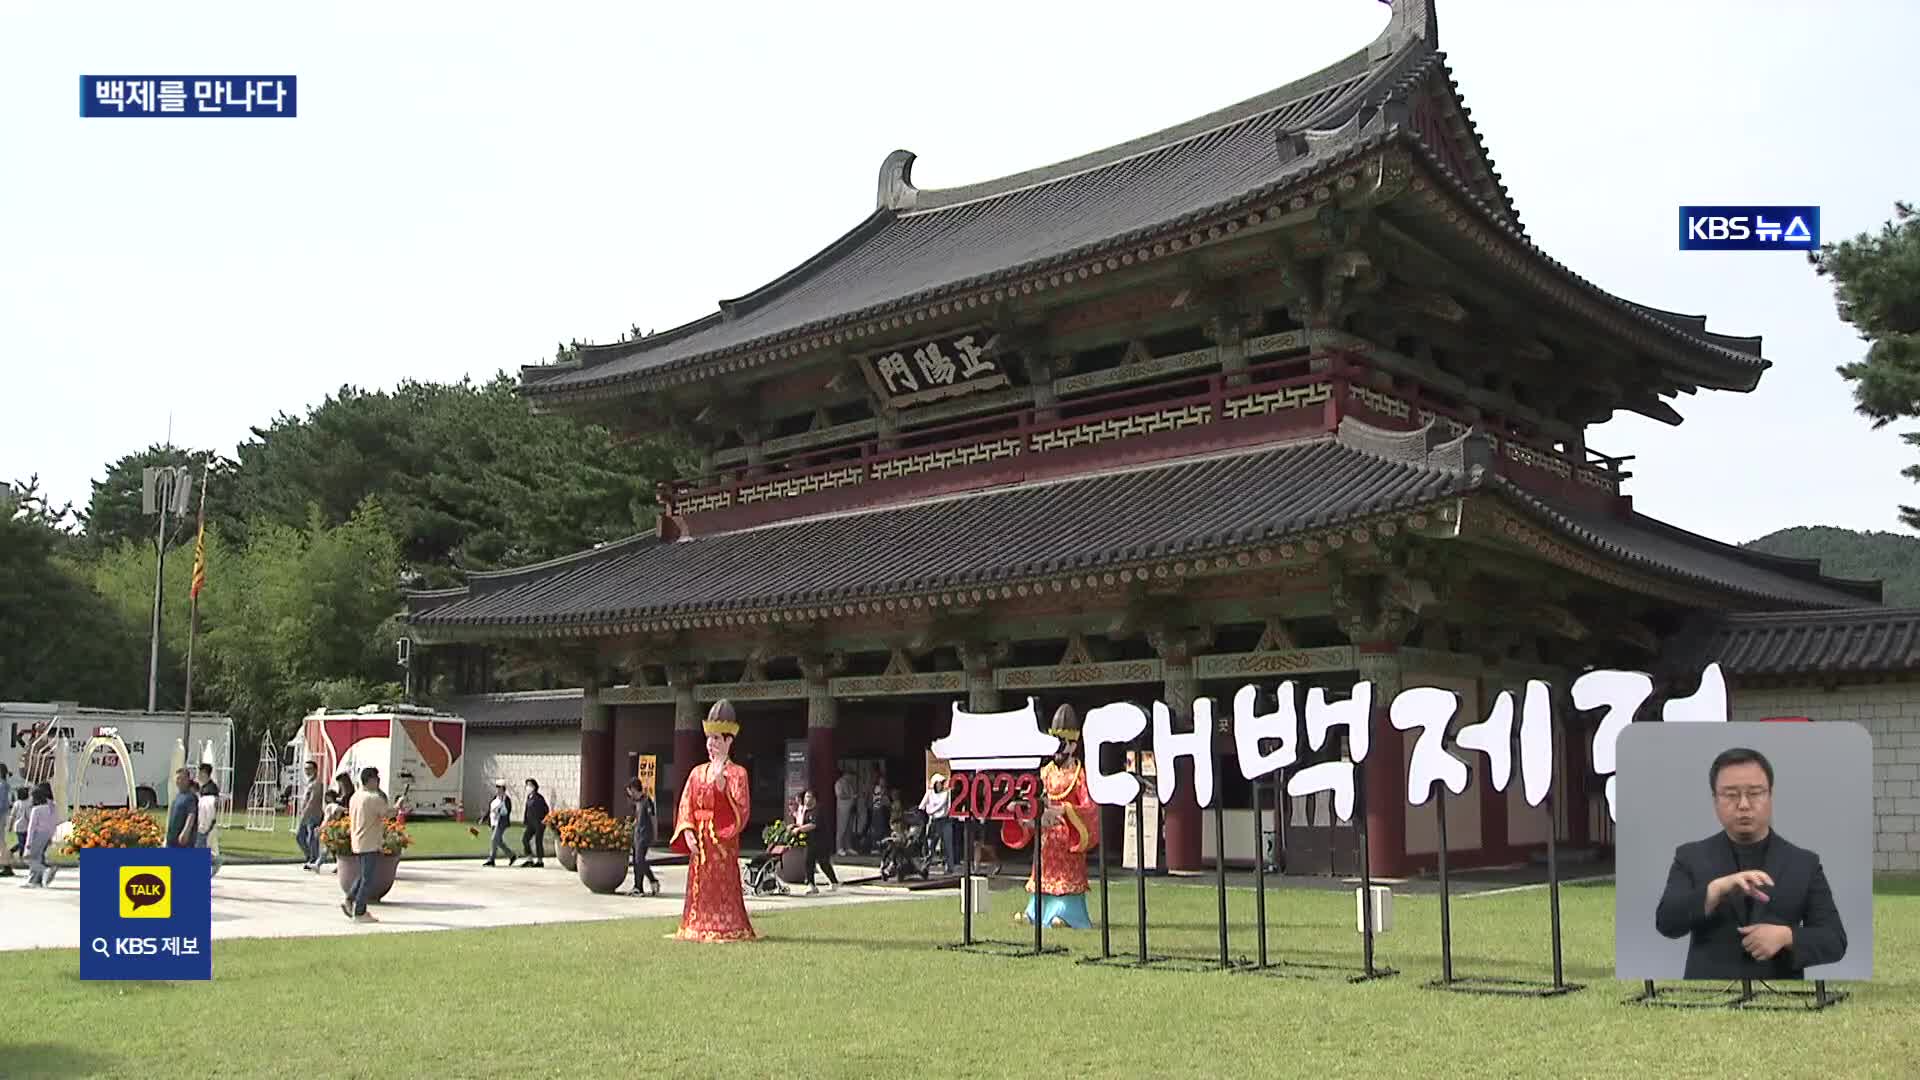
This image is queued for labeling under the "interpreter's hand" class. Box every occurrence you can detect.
[1738,922,1793,961]
[1711,869,1773,906]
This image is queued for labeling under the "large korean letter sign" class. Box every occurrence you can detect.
[932,665,1729,816]
[80,847,213,980]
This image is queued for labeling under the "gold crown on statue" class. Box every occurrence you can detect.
[1048,704,1081,741]
[704,699,740,737]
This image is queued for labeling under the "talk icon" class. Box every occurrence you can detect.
[119,866,172,919]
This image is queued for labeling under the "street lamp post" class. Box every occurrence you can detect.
[140,465,193,714]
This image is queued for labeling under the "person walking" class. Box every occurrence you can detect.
[483,781,517,867]
[296,761,325,871]
[520,779,550,867]
[166,769,199,849]
[793,790,839,894]
[833,768,857,856]
[625,778,660,896]
[918,774,953,871]
[195,762,223,878]
[20,782,59,888]
[7,789,26,872]
[343,766,390,923]
[0,765,14,878]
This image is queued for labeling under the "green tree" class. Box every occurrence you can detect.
[1814,200,1920,525]
[229,374,676,588]
[0,480,148,706]
[199,500,403,745]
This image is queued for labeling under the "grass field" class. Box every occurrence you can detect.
[6,877,1917,1079]
[132,811,497,861]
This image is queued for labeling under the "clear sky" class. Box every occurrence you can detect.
[3,0,1915,545]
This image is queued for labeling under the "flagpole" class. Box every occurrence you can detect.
[181,454,210,764]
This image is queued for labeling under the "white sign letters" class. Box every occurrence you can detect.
[933,663,1728,824]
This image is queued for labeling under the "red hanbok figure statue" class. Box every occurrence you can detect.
[668,700,758,942]
[1002,704,1099,929]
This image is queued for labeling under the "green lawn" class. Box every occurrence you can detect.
[137,811,498,861]
[6,878,1918,1079]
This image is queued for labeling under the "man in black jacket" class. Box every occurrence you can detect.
[625,778,660,896]
[1654,747,1847,980]
[521,779,550,868]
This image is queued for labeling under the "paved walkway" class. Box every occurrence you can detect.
[2,859,920,952]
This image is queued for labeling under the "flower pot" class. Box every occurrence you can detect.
[576,849,628,894]
[558,843,578,872]
[337,852,401,904]
[779,846,811,885]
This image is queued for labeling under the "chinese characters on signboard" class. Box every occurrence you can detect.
[861,330,1009,408]
[81,77,298,118]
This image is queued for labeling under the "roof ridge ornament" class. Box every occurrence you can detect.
[876,149,919,211]
[1370,0,1439,62]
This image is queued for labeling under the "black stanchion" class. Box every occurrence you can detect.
[1081,752,1234,973]
[1098,798,1111,960]
[940,770,1066,960]
[1628,978,1848,1011]
[1253,773,1268,970]
[963,814,975,948]
[1212,735,1231,971]
[1352,759,1394,982]
[1135,768,1148,964]
[1031,796,1045,957]
[1426,760,1582,997]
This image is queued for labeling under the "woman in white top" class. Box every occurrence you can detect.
[918,775,951,870]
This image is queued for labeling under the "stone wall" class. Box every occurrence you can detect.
[462,728,582,822]
[1730,682,1920,872]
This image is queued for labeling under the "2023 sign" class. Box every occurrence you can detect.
[946,771,1039,822]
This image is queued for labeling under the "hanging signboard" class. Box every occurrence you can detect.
[860,329,1009,409]
[784,740,808,804]
[634,754,657,800]
[1122,751,1160,870]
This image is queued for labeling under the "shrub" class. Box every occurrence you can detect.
[556,808,628,852]
[317,814,412,856]
[63,808,162,854]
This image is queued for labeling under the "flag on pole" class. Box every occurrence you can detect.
[188,461,209,600]
[189,519,207,599]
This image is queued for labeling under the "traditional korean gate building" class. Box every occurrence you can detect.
[404,1,1880,877]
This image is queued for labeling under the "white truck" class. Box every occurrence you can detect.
[299,704,467,818]
[1,701,234,810]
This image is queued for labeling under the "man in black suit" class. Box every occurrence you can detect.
[1654,747,1847,980]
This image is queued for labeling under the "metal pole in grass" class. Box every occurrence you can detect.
[1356,754,1378,978]
[1098,796,1111,959]
[1546,789,1564,990]
[1135,757,1148,964]
[1436,788,1453,985]
[1212,728,1229,970]
[1031,789,1044,956]
[1253,772,1268,968]
[963,809,975,947]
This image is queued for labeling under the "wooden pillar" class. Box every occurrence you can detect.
[668,663,703,810]
[580,681,613,812]
[958,642,1006,713]
[1209,313,1251,388]
[1161,656,1204,873]
[1355,646,1407,879]
[802,656,843,846]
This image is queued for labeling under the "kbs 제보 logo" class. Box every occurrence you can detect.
[119,865,171,918]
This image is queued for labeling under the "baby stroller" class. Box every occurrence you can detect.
[877,810,934,882]
[742,844,791,897]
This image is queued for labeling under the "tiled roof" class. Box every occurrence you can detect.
[410,433,1472,630]
[522,1,1765,401]
[406,423,1875,633]
[1705,608,1920,676]
[447,690,584,729]
[1493,482,1882,609]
